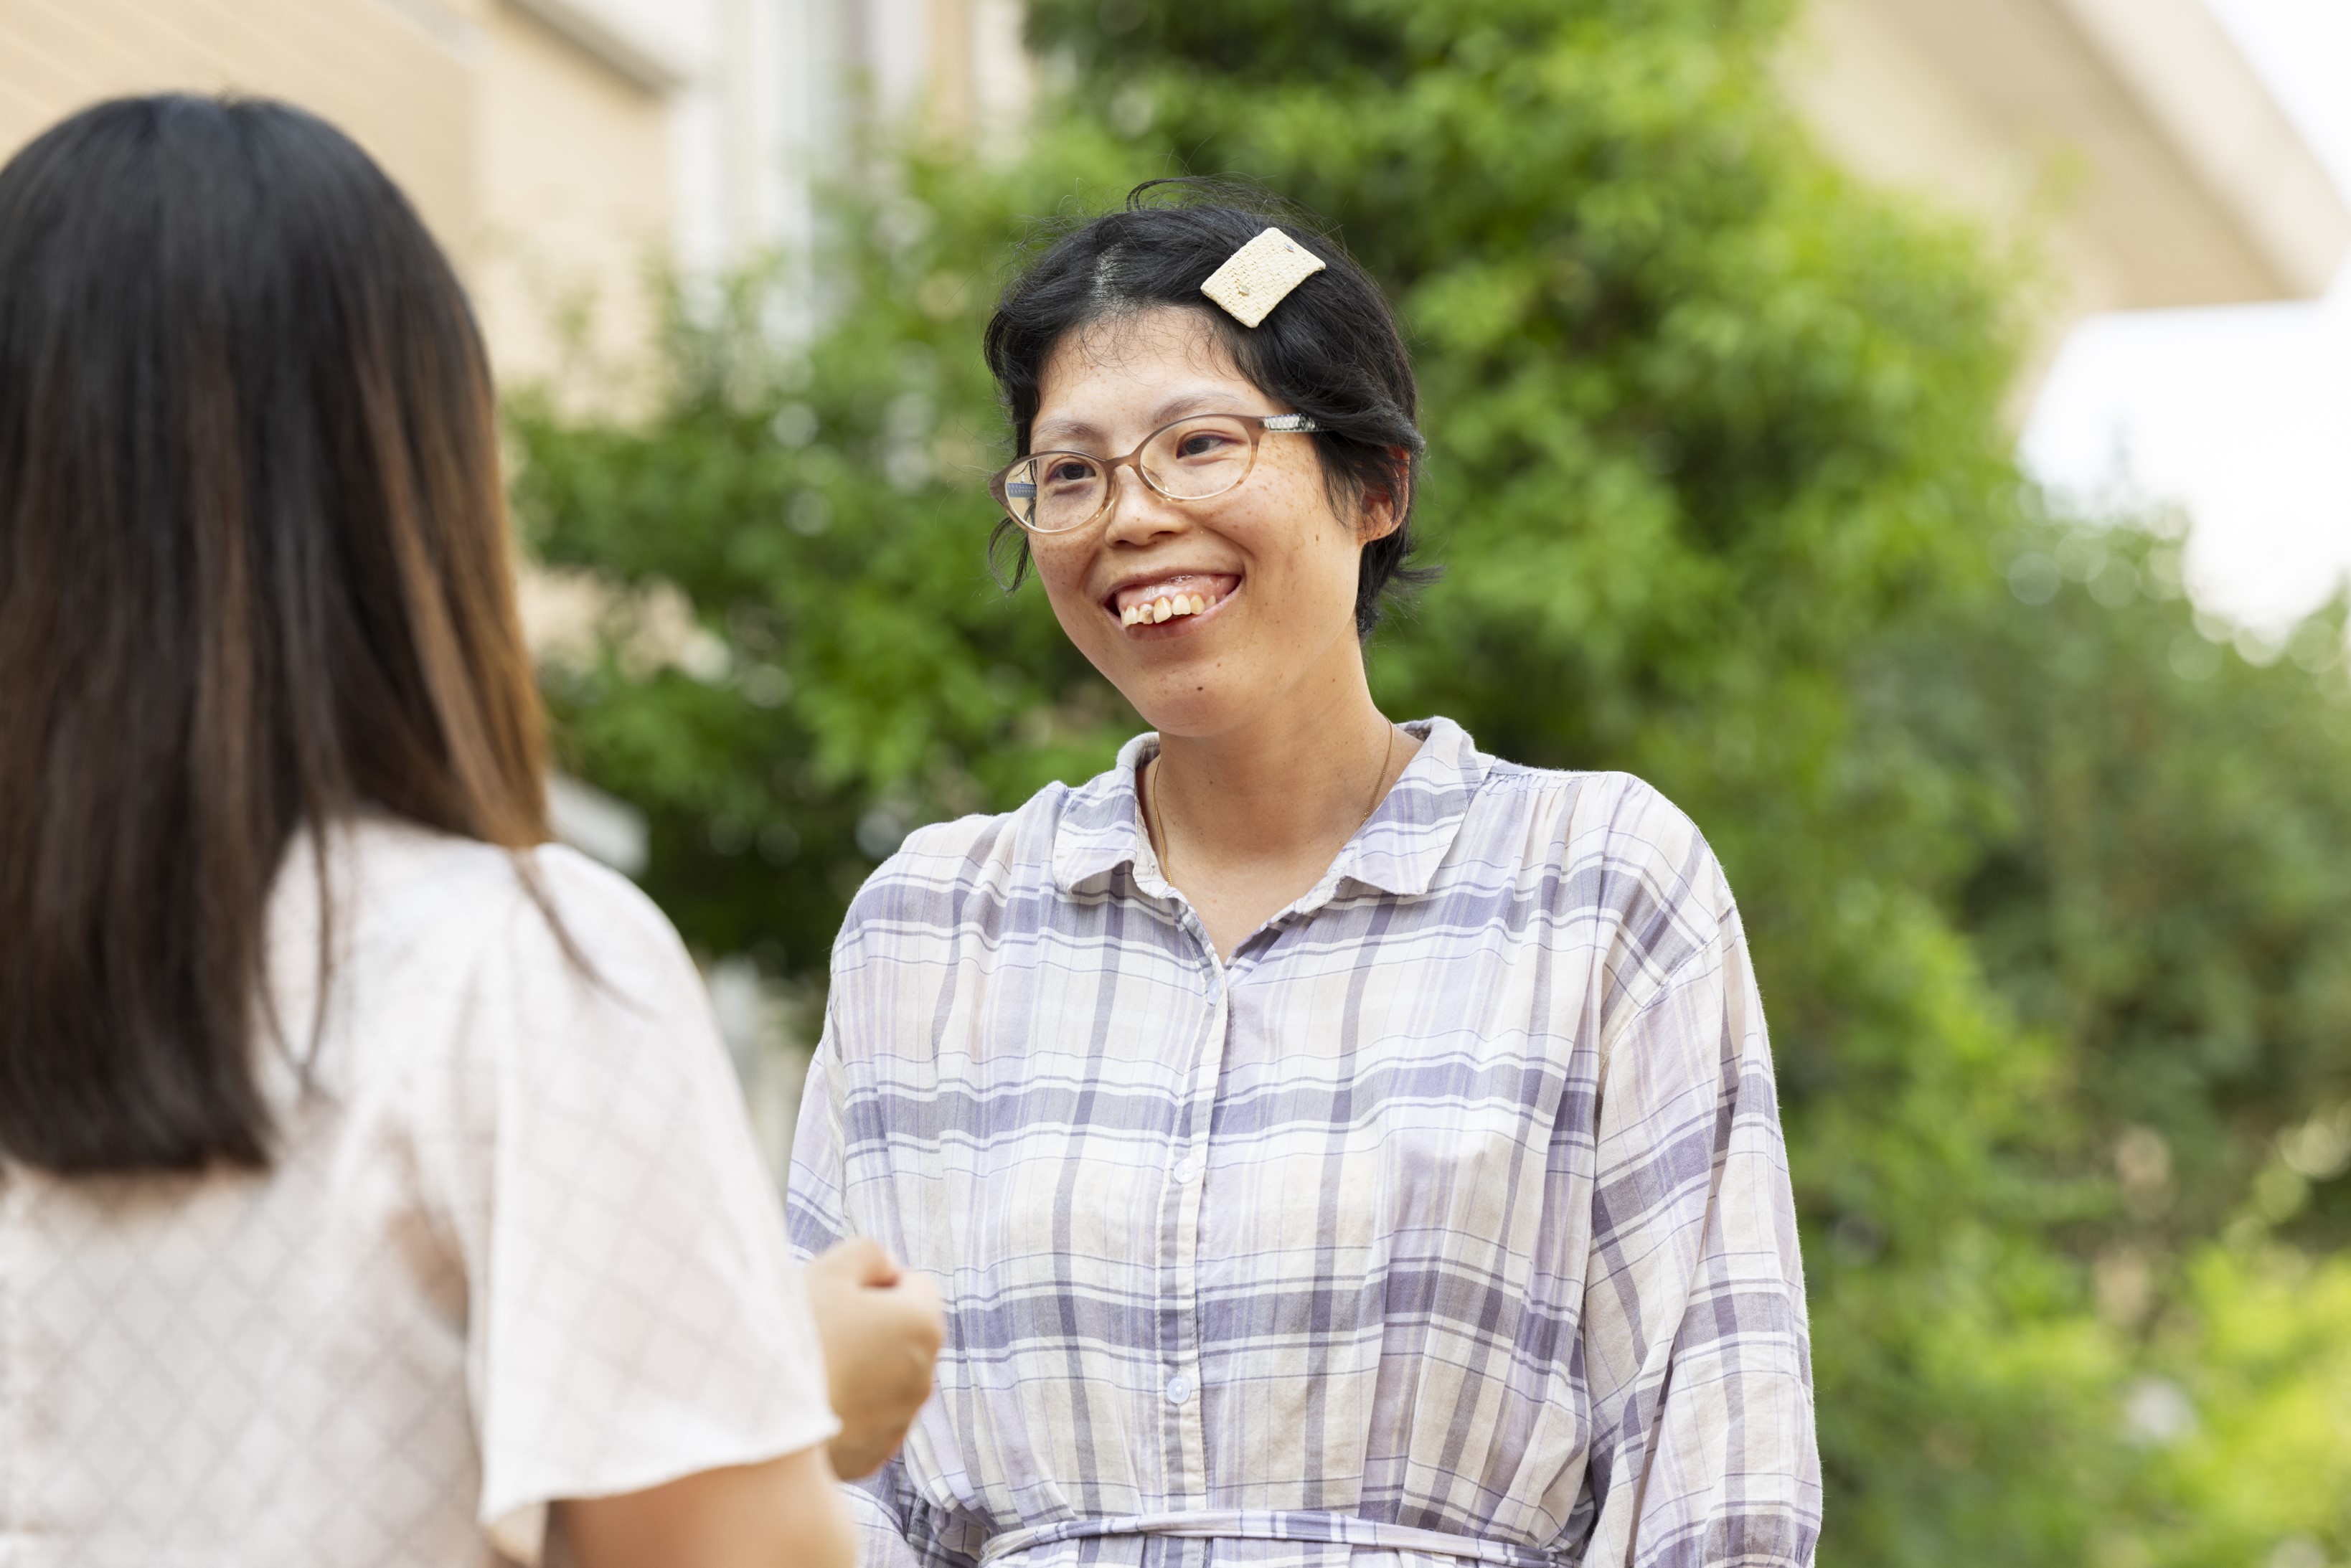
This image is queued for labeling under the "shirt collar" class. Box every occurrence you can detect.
[1050,729,1163,896]
[1050,716,1488,900]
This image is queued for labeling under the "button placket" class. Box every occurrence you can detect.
[1157,916,1228,1510]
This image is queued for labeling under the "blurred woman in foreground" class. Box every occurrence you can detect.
[0,95,937,1567]
[791,189,1819,1568]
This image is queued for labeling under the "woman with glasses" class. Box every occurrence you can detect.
[788,188,1821,1568]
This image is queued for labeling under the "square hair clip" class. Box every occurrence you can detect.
[1200,227,1327,328]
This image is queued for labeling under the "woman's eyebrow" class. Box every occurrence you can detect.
[1148,392,1226,425]
[1031,415,1103,448]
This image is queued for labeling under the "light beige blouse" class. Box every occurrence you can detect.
[0,817,835,1567]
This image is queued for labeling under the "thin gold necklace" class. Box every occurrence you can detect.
[1147,721,1398,880]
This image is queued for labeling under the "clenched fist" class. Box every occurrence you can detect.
[803,1238,944,1480]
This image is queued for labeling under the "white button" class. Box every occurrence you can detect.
[1164,1373,1194,1406]
[1172,1156,1202,1184]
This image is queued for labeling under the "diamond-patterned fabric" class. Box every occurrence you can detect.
[1,817,837,1567]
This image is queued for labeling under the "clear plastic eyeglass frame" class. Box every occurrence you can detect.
[989,412,1321,537]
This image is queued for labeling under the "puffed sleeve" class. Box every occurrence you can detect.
[1576,882,1822,1567]
[416,846,839,1565]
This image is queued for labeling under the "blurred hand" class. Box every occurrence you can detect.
[803,1237,943,1480]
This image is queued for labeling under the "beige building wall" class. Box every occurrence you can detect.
[0,0,479,246]
[0,0,674,392]
[473,1,674,389]
[1785,0,2351,396]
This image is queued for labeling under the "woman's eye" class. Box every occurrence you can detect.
[1175,433,1238,459]
[1043,459,1096,486]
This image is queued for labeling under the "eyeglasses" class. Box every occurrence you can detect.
[989,412,1321,536]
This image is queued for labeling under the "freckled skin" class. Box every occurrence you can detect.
[1022,306,1420,957]
[1027,308,1385,743]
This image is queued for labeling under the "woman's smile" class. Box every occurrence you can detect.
[1106,571,1243,634]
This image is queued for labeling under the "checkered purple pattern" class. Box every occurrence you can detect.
[788,718,1819,1568]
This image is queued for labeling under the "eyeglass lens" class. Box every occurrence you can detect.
[1002,415,1260,534]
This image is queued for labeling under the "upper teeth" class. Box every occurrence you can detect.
[1123,593,1209,627]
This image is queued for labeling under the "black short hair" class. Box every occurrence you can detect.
[982,179,1433,638]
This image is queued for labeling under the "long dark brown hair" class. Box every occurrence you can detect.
[0,96,550,1173]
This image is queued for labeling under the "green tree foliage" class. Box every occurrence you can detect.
[1890,539,2351,1244]
[508,0,2351,1559]
[512,221,1137,965]
[2141,1244,2351,1563]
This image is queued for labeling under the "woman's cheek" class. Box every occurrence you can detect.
[1036,556,1104,650]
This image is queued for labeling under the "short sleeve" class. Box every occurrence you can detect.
[415,846,839,1564]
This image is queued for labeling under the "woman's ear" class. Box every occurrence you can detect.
[1354,448,1413,543]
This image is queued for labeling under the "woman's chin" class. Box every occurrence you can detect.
[1122,681,1253,742]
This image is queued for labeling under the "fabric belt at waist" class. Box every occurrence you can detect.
[977,1509,1560,1568]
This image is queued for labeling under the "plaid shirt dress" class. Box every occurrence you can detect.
[788,717,1819,1568]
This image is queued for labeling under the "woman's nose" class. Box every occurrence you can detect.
[1099,464,1187,547]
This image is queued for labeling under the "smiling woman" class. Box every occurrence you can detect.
[788,185,1823,1568]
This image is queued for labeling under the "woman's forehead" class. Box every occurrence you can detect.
[1035,306,1255,416]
